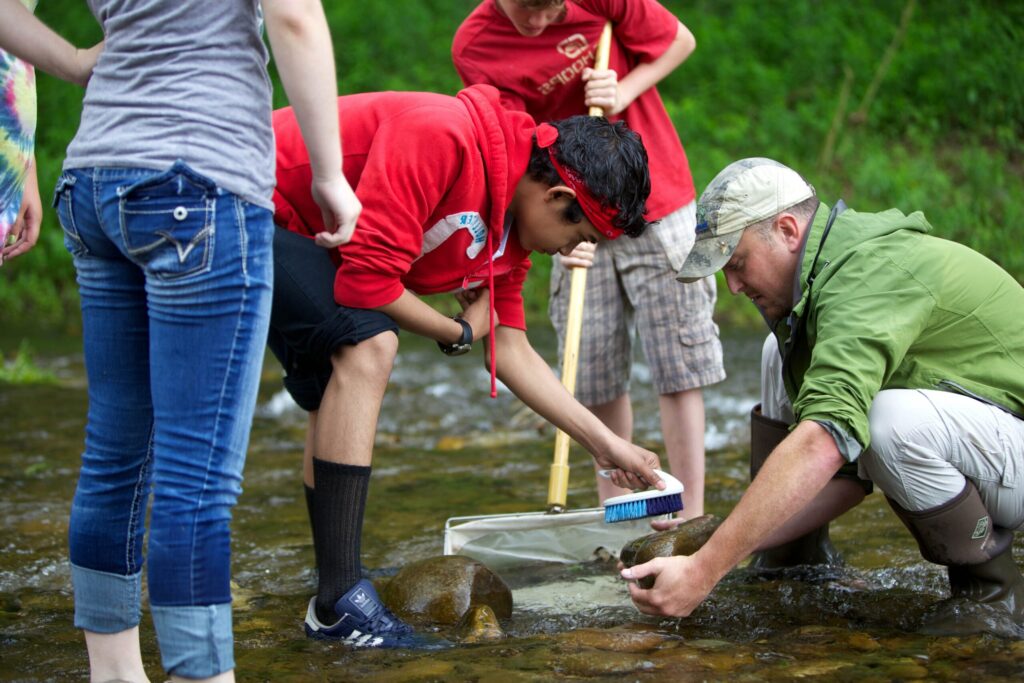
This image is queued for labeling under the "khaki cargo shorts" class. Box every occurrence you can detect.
[548,201,725,405]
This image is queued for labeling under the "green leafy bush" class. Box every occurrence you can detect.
[4,0,1020,330]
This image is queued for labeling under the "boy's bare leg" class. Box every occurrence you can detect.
[315,333,398,467]
[660,388,706,519]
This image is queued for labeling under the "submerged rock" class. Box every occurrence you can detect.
[555,652,658,677]
[620,515,723,588]
[454,604,506,643]
[381,555,512,625]
[554,627,667,653]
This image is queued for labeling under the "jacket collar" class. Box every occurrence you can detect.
[791,200,847,320]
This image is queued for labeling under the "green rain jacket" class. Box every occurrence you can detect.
[773,203,1024,462]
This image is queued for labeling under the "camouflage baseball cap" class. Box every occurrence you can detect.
[676,158,815,283]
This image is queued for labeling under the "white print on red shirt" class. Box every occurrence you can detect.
[537,41,596,96]
[421,212,488,260]
[557,33,588,59]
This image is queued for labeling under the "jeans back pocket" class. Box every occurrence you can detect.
[118,161,217,280]
[53,172,88,257]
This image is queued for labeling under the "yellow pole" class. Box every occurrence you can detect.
[548,21,613,512]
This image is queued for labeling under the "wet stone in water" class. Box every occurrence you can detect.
[381,555,513,625]
[846,631,882,652]
[620,514,723,588]
[555,651,658,677]
[454,603,506,643]
[554,627,668,653]
[884,660,930,679]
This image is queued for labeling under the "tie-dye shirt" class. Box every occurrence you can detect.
[0,0,39,249]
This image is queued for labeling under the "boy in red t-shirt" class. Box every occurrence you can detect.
[268,84,664,647]
[453,0,725,518]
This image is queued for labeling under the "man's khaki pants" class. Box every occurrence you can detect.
[760,334,1024,528]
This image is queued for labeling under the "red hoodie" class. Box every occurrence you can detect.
[272,85,538,393]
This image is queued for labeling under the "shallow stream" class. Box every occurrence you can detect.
[2,328,1022,680]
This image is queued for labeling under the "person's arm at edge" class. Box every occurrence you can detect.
[0,0,100,86]
[491,325,663,490]
[585,21,694,116]
[622,420,845,616]
[2,156,41,261]
[262,0,360,246]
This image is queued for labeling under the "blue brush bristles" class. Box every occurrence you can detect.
[604,491,683,523]
[600,470,685,523]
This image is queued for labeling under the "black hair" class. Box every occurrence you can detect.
[528,115,651,238]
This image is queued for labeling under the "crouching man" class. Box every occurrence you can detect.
[623,157,1024,635]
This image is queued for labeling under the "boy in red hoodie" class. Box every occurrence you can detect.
[453,0,726,517]
[269,84,660,647]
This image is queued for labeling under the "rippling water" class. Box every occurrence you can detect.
[3,327,1023,680]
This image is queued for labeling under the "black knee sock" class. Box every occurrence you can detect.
[311,458,371,624]
[303,484,319,571]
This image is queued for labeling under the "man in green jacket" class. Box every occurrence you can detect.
[621,157,1024,635]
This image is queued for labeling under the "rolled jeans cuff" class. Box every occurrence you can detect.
[151,603,234,678]
[71,563,142,633]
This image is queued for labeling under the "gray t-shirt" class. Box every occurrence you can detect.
[64,0,275,209]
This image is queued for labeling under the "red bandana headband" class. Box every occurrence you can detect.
[536,123,624,240]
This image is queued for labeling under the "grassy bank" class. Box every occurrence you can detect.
[3,0,1021,332]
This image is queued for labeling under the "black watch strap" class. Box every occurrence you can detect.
[438,317,473,356]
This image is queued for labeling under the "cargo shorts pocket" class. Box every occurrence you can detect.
[652,219,693,272]
[118,161,217,280]
[678,319,719,346]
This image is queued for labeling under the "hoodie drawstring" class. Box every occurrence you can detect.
[487,229,497,398]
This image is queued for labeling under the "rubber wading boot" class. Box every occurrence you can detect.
[747,404,843,569]
[888,480,1024,635]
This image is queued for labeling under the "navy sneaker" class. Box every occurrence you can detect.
[303,579,449,649]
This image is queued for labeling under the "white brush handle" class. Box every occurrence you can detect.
[598,469,684,505]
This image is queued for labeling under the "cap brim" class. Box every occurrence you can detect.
[676,230,743,283]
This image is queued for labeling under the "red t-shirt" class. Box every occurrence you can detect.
[453,0,694,220]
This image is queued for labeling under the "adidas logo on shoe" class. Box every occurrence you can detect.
[349,586,374,615]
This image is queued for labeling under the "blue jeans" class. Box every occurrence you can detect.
[56,162,273,678]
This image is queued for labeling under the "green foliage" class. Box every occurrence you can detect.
[307,1,470,98]
[0,340,57,385]
[661,0,1024,329]
[3,0,1021,330]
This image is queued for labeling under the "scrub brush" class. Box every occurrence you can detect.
[600,470,684,523]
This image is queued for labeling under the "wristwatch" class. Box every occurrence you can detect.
[438,316,473,356]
